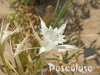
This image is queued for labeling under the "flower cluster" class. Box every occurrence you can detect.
[13,17,78,56]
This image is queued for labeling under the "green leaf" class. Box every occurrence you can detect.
[19,53,27,65]
[64,38,77,44]
[46,58,58,60]
[46,0,60,27]
[32,56,40,63]
[31,41,38,53]
[65,51,68,57]
[53,0,71,28]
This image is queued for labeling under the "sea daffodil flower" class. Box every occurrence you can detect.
[40,18,66,45]
[30,17,78,55]
[14,37,28,56]
[0,21,22,45]
[9,36,34,57]
[13,37,39,56]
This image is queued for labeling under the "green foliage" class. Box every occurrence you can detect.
[7,13,26,23]
[53,0,71,28]
[63,51,69,63]
[32,56,40,63]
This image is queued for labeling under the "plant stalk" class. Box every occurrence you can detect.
[0,45,11,75]
[33,58,41,75]
[5,58,19,75]
[15,56,25,75]
[53,0,71,28]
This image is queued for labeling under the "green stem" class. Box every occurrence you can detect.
[0,54,11,75]
[5,58,19,75]
[68,49,80,59]
[40,52,46,68]
[0,45,11,75]
[46,0,60,27]
[24,52,34,74]
[15,56,25,75]
[53,0,71,28]
[46,58,58,60]
[33,58,41,75]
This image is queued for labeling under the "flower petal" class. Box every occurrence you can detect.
[0,20,4,38]
[30,23,41,44]
[57,45,78,49]
[14,37,28,56]
[38,47,46,55]
[1,25,21,45]
[41,37,56,51]
[39,17,48,31]
[57,49,69,52]
[58,24,66,34]
[54,45,78,52]
[1,31,12,44]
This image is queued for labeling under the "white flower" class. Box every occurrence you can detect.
[30,17,78,55]
[11,36,39,57]
[14,37,28,56]
[0,21,22,45]
[40,17,66,45]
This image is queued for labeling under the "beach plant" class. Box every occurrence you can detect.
[0,0,84,75]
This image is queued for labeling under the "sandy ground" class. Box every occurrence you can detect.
[0,0,100,75]
[0,0,14,18]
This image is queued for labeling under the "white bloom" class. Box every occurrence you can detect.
[14,37,28,56]
[30,18,78,55]
[12,36,39,56]
[0,21,22,45]
[40,17,66,44]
